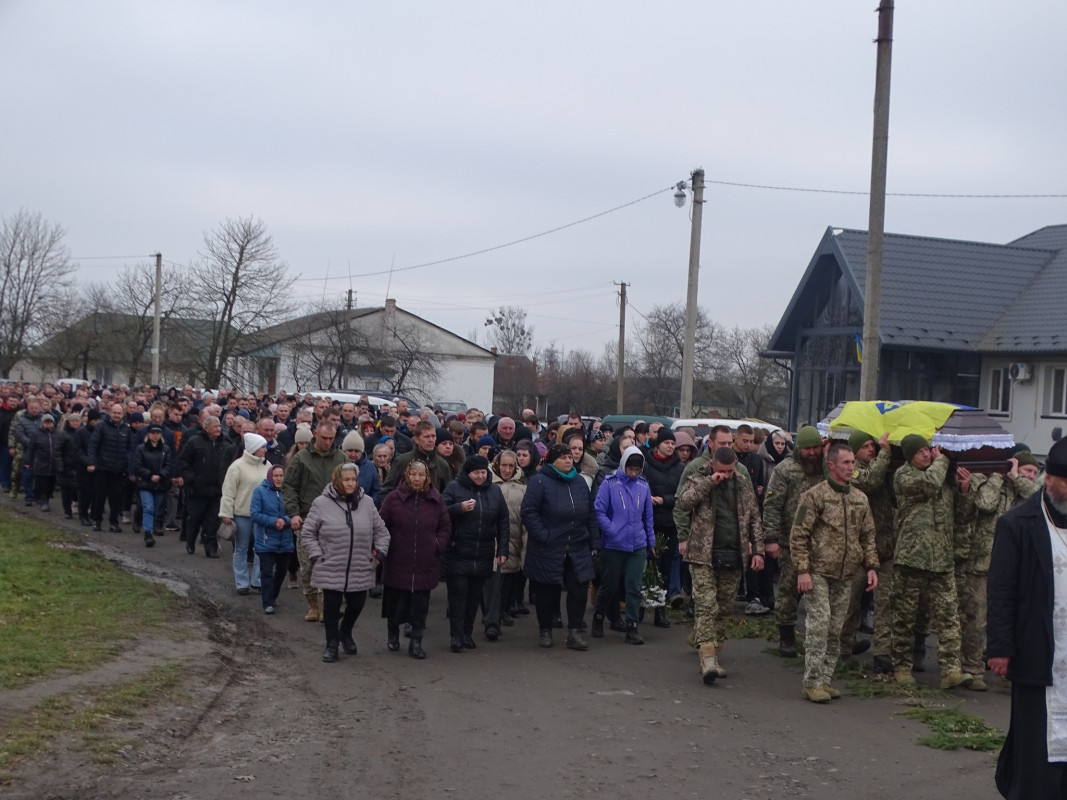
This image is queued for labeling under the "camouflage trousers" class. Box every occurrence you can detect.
[296,537,314,598]
[838,568,869,658]
[890,565,962,675]
[957,570,988,676]
[872,560,894,658]
[774,546,800,627]
[691,564,742,648]
[803,575,852,688]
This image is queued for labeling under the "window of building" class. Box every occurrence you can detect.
[1046,366,1067,417]
[989,368,1011,414]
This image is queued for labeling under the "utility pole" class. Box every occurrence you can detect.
[615,281,628,413]
[679,168,705,419]
[346,289,354,311]
[860,1,894,401]
[151,252,162,385]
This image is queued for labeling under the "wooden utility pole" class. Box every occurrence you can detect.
[680,168,705,418]
[615,281,628,413]
[346,289,354,311]
[151,252,162,385]
[860,1,894,401]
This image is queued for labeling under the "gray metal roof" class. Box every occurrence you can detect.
[831,228,1057,351]
[1008,224,1067,250]
[979,247,1067,353]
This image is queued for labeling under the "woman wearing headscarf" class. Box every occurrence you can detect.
[302,462,390,662]
[515,440,540,480]
[594,445,655,644]
[521,444,599,650]
[378,460,450,659]
[597,426,635,477]
[489,449,527,631]
[756,429,790,483]
[220,433,270,594]
[250,463,294,615]
[441,455,510,651]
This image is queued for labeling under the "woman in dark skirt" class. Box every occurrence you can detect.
[378,460,451,659]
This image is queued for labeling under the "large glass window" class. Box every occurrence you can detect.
[988,368,1011,414]
[1046,367,1067,417]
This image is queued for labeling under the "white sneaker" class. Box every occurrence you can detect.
[745,599,770,616]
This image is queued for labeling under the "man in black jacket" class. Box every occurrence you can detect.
[988,437,1067,798]
[87,403,132,532]
[179,416,227,557]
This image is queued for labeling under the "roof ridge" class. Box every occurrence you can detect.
[833,226,1058,253]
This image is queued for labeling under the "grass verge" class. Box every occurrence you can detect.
[0,508,179,690]
[0,661,187,779]
[900,704,1005,751]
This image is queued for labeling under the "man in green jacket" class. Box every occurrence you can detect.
[790,442,879,703]
[763,425,826,657]
[890,434,973,689]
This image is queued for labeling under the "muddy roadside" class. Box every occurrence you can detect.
[3,500,1007,800]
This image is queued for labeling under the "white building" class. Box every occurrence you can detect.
[232,299,495,410]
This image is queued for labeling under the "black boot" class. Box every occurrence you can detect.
[450,636,463,653]
[144,533,155,548]
[591,613,605,638]
[553,612,563,629]
[513,600,530,616]
[654,607,671,628]
[872,654,894,675]
[566,628,588,651]
[387,626,400,652]
[322,639,339,663]
[461,634,477,649]
[339,631,357,655]
[539,629,553,648]
[779,625,797,658]
[409,638,426,659]
[913,632,927,672]
[625,621,645,645]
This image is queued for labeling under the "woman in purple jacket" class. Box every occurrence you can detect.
[378,460,451,659]
[592,445,655,644]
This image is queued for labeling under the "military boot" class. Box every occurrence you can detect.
[779,625,797,658]
[625,621,644,645]
[912,632,927,672]
[712,641,727,678]
[699,643,719,685]
[803,686,832,703]
[940,670,974,690]
[304,593,320,622]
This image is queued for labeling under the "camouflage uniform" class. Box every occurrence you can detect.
[672,449,749,542]
[790,479,878,688]
[677,464,763,648]
[957,473,1029,675]
[889,454,970,675]
[840,448,894,658]
[762,453,824,627]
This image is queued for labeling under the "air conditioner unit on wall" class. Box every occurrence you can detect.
[1009,362,1033,382]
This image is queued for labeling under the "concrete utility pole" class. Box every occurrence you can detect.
[346,289,354,311]
[679,168,705,419]
[860,1,894,401]
[151,252,162,385]
[615,281,628,413]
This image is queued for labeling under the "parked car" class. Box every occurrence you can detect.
[599,414,675,432]
[435,400,468,414]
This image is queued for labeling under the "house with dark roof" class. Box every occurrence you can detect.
[231,299,496,410]
[765,224,1067,455]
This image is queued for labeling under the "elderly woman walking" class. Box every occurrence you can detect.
[378,460,451,658]
[302,462,390,662]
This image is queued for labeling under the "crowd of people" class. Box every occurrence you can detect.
[1,380,1060,728]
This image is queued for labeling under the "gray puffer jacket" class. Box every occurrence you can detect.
[301,484,390,593]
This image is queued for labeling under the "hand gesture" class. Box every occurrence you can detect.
[878,432,890,451]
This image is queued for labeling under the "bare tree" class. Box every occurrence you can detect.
[484,305,533,355]
[286,299,372,391]
[382,320,441,401]
[186,217,295,387]
[631,303,721,413]
[0,210,76,377]
[715,324,791,422]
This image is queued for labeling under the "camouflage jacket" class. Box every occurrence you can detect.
[891,454,969,573]
[789,479,878,579]
[851,448,896,562]
[965,473,1036,573]
[676,464,763,567]
[671,450,748,543]
[762,452,824,546]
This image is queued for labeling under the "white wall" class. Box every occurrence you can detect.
[981,358,1067,458]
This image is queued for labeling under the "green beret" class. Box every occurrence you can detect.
[1015,452,1039,469]
[795,426,823,449]
[848,430,875,454]
[901,433,930,462]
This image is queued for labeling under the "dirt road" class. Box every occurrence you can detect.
[4,505,1007,800]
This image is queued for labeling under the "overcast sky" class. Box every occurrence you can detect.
[3,1,1065,357]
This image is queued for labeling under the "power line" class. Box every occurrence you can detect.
[71,254,154,261]
[704,178,1067,199]
[291,185,675,282]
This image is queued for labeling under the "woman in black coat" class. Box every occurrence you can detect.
[642,427,685,625]
[441,455,509,653]
[520,444,599,651]
[56,414,83,519]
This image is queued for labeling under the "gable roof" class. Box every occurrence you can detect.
[769,225,1064,355]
